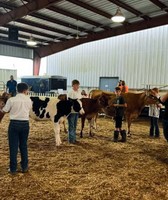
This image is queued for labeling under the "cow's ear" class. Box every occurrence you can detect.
[98,95,108,106]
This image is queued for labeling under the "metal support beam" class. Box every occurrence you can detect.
[67,0,112,19]
[0,0,62,26]
[149,0,167,10]
[33,51,41,75]
[35,13,168,58]
[107,0,151,20]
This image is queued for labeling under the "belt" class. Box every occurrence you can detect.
[10,120,29,123]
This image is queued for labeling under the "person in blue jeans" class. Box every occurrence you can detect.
[148,88,162,138]
[1,82,32,174]
[6,75,17,96]
[151,90,168,142]
[67,80,82,144]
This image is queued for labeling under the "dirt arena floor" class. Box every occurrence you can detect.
[0,114,168,200]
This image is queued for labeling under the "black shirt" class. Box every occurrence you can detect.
[113,96,125,117]
[160,98,168,120]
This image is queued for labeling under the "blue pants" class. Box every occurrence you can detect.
[163,119,168,142]
[8,120,29,172]
[150,117,159,137]
[67,113,79,143]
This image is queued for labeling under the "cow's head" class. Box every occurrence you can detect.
[0,92,12,122]
[72,99,85,115]
[98,93,116,116]
[58,94,67,101]
[0,92,12,109]
[145,89,160,105]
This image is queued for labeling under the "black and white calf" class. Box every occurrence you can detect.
[30,97,85,146]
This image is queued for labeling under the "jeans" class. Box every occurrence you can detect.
[8,120,29,172]
[67,113,79,143]
[163,119,168,142]
[150,117,160,137]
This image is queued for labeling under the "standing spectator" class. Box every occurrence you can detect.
[1,82,32,174]
[112,87,127,142]
[6,75,17,96]
[81,90,88,98]
[67,80,82,144]
[117,80,123,91]
[151,89,168,142]
[148,88,162,138]
[121,81,129,93]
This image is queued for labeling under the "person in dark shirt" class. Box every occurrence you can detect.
[151,90,168,142]
[113,87,127,142]
[6,75,17,96]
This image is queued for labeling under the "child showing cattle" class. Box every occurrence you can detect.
[1,83,32,175]
[112,87,127,142]
[67,79,83,144]
[151,89,168,142]
[148,88,161,138]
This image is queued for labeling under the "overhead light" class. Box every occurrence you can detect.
[27,36,37,46]
[111,7,125,23]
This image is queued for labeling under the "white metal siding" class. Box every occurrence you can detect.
[46,25,168,89]
[0,44,33,59]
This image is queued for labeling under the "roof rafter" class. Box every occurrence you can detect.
[67,0,112,19]
[17,18,71,36]
[48,6,108,29]
[149,0,168,10]
[35,13,168,58]
[0,0,63,26]
[107,0,150,20]
[4,25,58,41]
[0,28,49,43]
[30,13,85,32]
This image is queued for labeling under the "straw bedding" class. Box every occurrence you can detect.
[0,114,168,200]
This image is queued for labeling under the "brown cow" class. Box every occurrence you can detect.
[80,98,103,138]
[57,94,103,138]
[0,92,12,122]
[91,90,158,136]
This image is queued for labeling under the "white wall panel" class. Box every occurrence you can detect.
[47,25,168,89]
[0,44,33,59]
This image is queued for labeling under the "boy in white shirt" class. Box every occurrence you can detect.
[67,80,82,144]
[2,82,32,174]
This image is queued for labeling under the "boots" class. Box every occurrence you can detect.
[113,131,119,142]
[120,130,126,142]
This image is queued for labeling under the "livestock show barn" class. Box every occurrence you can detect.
[0,1,168,200]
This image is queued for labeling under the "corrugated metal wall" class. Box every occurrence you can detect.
[0,44,33,59]
[46,25,168,89]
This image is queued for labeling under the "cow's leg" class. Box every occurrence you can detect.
[80,116,85,138]
[63,119,67,133]
[89,118,95,137]
[127,118,132,137]
[92,114,98,130]
[53,122,62,146]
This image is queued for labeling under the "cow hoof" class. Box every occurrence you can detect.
[127,133,131,137]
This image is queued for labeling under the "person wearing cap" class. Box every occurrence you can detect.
[112,87,127,142]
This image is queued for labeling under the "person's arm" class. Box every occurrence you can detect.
[160,93,168,103]
[2,99,11,113]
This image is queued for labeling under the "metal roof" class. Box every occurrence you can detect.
[0,0,168,57]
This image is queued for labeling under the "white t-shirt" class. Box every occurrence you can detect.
[149,104,160,118]
[2,93,32,120]
[67,89,82,113]
[67,89,82,99]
